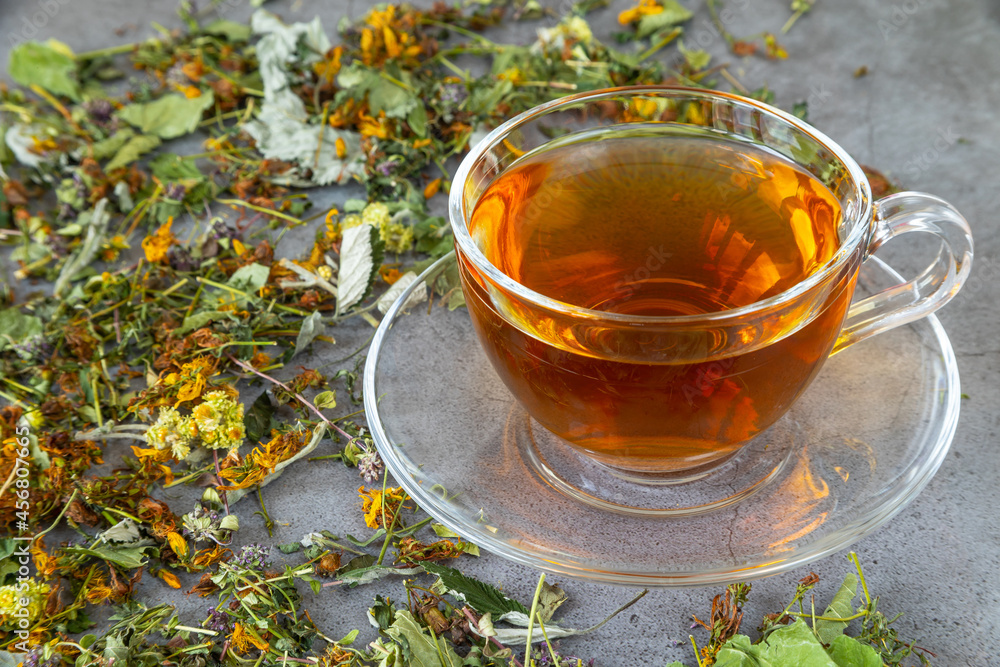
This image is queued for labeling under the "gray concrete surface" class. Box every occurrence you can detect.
[2,0,998,664]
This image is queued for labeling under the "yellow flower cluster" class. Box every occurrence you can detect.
[192,391,246,450]
[0,579,49,628]
[147,391,245,459]
[146,406,195,460]
[341,203,414,254]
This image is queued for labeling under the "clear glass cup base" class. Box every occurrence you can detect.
[518,410,795,516]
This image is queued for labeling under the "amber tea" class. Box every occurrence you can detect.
[459,132,857,473]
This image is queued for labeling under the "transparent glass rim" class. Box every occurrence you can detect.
[448,85,874,325]
[363,253,960,586]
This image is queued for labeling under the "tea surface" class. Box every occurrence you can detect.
[469,133,841,317]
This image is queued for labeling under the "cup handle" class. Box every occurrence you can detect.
[832,192,974,354]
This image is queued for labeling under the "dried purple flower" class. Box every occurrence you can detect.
[164,183,187,201]
[357,440,384,483]
[168,246,199,272]
[439,83,467,105]
[12,335,54,364]
[205,606,232,633]
[84,99,114,124]
[234,543,272,572]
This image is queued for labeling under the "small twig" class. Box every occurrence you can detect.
[226,355,353,442]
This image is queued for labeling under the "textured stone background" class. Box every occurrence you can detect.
[2,0,998,664]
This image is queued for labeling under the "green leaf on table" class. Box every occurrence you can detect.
[716,620,839,667]
[336,224,384,314]
[636,1,693,38]
[815,572,858,647]
[105,134,162,171]
[384,610,463,667]
[203,18,253,41]
[335,554,421,587]
[678,39,712,70]
[8,40,80,100]
[337,63,419,120]
[293,311,325,357]
[826,635,882,667]
[408,103,428,137]
[65,544,154,570]
[98,518,144,544]
[713,634,760,667]
[0,307,43,350]
[313,390,337,410]
[423,562,529,618]
[176,310,238,335]
[92,128,136,161]
[227,262,271,294]
[243,391,277,444]
[118,92,215,139]
[150,152,204,180]
[368,76,418,119]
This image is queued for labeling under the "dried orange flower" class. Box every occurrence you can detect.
[619,0,664,25]
[141,217,176,263]
[358,485,408,529]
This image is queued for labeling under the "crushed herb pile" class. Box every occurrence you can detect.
[0,0,924,665]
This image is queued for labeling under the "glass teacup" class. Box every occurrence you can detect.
[449,87,972,477]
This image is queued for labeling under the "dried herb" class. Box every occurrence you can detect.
[678,554,932,667]
[0,1,930,666]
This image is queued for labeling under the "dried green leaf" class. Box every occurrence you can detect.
[118,92,215,139]
[177,310,238,335]
[815,573,858,647]
[243,391,276,445]
[105,134,162,171]
[65,544,153,570]
[227,262,270,293]
[8,40,80,100]
[636,1,693,38]
[92,129,136,161]
[0,308,43,351]
[423,562,529,618]
[203,18,253,41]
[678,39,712,70]
[294,311,325,357]
[384,610,463,667]
[826,635,882,667]
[313,390,337,410]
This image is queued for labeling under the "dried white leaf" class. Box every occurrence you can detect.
[5,124,47,167]
[336,224,377,315]
[242,10,363,186]
[376,271,428,314]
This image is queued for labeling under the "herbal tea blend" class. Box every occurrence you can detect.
[0,0,935,665]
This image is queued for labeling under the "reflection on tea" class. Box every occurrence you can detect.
[461,133,857,473]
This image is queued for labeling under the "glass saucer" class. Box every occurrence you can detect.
[363,254,960,586]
